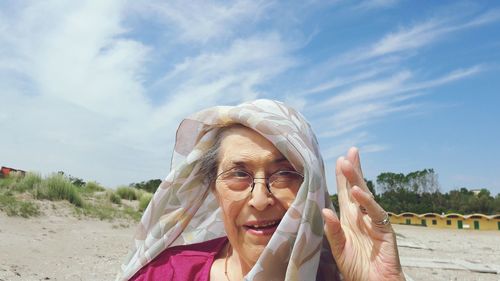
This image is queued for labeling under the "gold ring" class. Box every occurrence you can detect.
[374,212,390,226]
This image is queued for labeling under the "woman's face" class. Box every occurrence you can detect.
[214,126,299,268]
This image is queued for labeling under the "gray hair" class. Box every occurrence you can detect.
[198,124,251,187]
[197,128,226,186]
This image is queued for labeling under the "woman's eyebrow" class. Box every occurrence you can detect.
[228,161,247,167]
[273,157,289,164]
[229,156,288,166]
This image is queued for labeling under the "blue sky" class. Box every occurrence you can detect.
[1,0,499,194]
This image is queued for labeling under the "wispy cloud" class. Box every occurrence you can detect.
[315,71,412,109]
[319,130,389,161]
[314,64,484,111]
[333,10,500,66]
[149,32,296,128]
[317,102,419,138]
[352,0,399,11]
[0,1,296,186]
[298,7,493,147]
[140,0,272,43]
[297,69,383,95]
[300,7,491,162]
[0,1,498,190]
[306,64,484,145]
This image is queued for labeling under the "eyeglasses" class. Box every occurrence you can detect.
[215,168,303,200]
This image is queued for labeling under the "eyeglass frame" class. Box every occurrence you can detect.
[215,168,304,195]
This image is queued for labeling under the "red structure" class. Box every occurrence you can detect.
[0,166,26,177]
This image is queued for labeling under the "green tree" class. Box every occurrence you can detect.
[365,179,376,197]
[131,179,162,193]
[376,172,406,193]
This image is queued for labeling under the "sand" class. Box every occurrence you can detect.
[395,224,500,281]
[0,202,134,281]
[1,204,499,281]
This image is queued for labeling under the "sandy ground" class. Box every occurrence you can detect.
[1,204,499,281]
[395,224,500,281]
[0,202,134,281]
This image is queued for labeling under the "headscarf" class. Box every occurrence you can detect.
[117,99,340,281]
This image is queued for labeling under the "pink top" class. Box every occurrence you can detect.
[129,237,228,281]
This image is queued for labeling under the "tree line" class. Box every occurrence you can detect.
[330,169,500,215]
[127,168,499,215]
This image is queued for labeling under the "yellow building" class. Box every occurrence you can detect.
[388,212,404,224]
[442,213,465,229]
[419,213,443,228]
[463,214,500,230]
[398,212,420,225]
[389,212,500,231]
[491,215,500,231]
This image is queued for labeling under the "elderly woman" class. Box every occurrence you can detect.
[117,100,404,281]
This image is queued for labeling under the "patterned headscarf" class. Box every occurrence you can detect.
[117,99,339,281]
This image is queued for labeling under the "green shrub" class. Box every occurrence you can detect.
[0,176,17,189]
[85,181,105,192]
[17,201,40,217]
[75,203,116,221]
[123,206,142,221]
[0,193,40,218]
[116,186,138,200]
[108,191,122,205]
[16,172,42,192]
[132,179,162,193]
[69,175,85,187]
[74,201,141,222]
[138,192,153,212]
[36,173,84,207]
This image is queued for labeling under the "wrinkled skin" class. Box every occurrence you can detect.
[322,147,405,281]
[211,126,298,280]
[210,125,404,280]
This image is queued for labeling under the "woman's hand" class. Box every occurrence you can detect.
[322,147,405,281]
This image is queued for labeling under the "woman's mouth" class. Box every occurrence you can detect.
[243,220,281,236]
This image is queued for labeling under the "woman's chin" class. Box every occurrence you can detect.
[240,243,267,265]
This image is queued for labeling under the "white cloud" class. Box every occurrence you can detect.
[0,1,497,191]
[149,32,296,131]
[402,65,486,92]
[0,1,160,185]
[158,33,294,85]
[316,71,412,109]
[0,1,151,118]
[316,102,419,139]
[305,64,483,143]
[0,1,296,186]
[353,0,399,10]
[298,69,382,95]
[319,130,387,162]
[140,0,272,43]
[332,10,500,67]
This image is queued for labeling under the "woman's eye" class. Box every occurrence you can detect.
[231,170,249,178]
[272,170,303,182]
[275,170,295,176]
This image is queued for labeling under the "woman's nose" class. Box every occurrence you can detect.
[248,180,274,210]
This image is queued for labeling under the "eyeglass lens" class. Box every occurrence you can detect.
[216,170,303,201]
